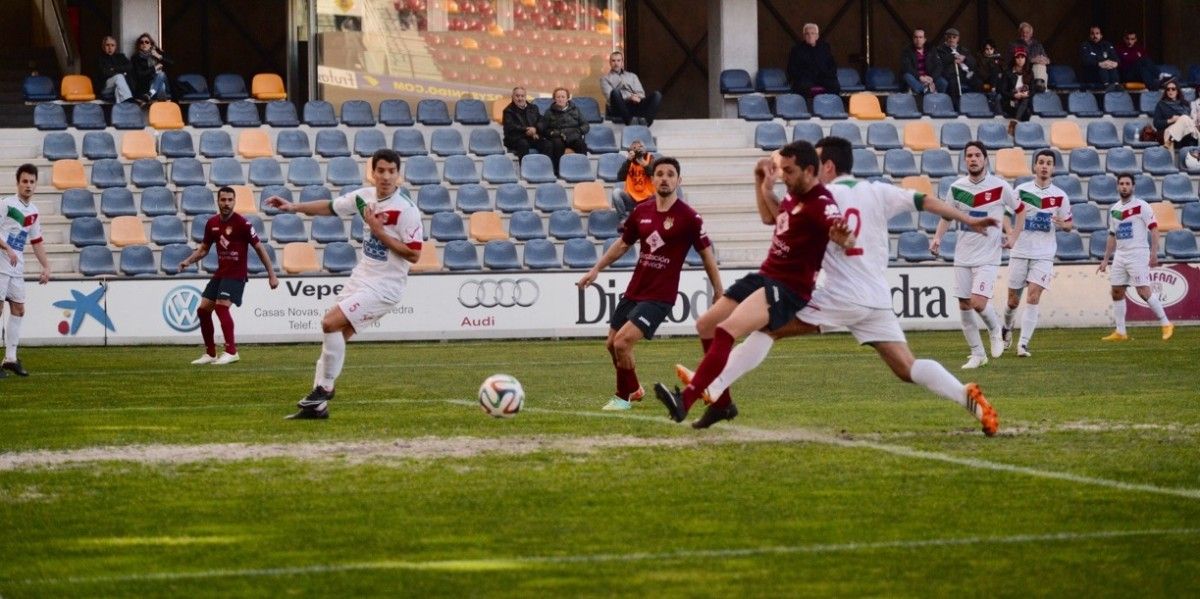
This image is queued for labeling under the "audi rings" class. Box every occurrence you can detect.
[458,278,540,308]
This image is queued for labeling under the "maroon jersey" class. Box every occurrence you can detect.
[620,199,712,303]
[203,213,260,280]
[758,183,840,299]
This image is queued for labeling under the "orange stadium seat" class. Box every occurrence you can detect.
[148,101,185,129]
[410,242,441,273]
[237,130,273,159]
[572,181,609,212]
[60,75,96,101]
[120,131,158,160]
[469,211,508,242]
[232,185,257,214]
[109,216,148,247]
[251,73,287,100]
[491,97,506,123]
[848,92,885,120]
[1152,202,1182,232]
[1050,121,1085,151]
[900,175,934,196]
[903,122,938,151]
[52,159,86,189]
[282,242,320,273]
[995,148,1032,178]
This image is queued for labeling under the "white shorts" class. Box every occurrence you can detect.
[797,289,907,345]
[336,281,401,332]
[954,264,998,299]
[1109,253,1151,287]
[1007,257,1054,290]
[0,274,26,303]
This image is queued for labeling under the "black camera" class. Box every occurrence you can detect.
[633,149,646,158]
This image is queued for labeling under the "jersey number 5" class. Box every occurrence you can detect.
[843,208,864,256]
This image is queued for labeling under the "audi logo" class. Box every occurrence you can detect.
[458,278,540,308]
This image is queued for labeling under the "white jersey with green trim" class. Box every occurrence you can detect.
[1108,197,1157,255]
[331,187,424,302]
[0,195,43,277]
[1011,180,1072,260]
[948,174,1021,267]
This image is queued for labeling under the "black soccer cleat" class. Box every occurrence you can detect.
[286,387,334,420]
[691,402,739,430]
[653,383,687,423]
[3,360,29,377]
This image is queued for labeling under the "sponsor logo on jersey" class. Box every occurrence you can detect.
[952,186,1003,207]
[663,216,674,230]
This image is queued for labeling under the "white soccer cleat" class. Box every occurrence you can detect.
[212,352,240,365]
[989,327,1005,358]
[961,354,988,370]
[1017,344,1031,358]
[191,354,217,365]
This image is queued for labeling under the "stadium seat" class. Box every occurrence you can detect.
[417,99,452,126]
[584,126,619,155]
[1182,202,1200,230]
[117,131,155,161]
[258,185,291,215]
[602,238,638,268]
[837,67,865,92]
[1142,146,1178,176]
[1134,175,1160,200]
[1160,64,1186,84]
[213,73,249,101]
[61,189,97,219]
[937,231,957,262]
[175,73,210,101]
[1047,64,1081,91]
[851,148,882,178]
[867,122,902,150]
[469,211,508,242]
[404,155,440,186]
[1031,92,1066,118]
[976,122,1013,149]
[232,185,257,215]
[831,122,865,148]
[883,149,919,177]
[346,129,384,158]
[118,245,156,276]
[236,130,272,159]
[563,238,598,268]
[145,101,184,130]
[409,242,441,273]
[303,100,338,127]
[430,212,467,241]
[60,74,96,101]
[77,133,115,162]
[1152,202,1182,232]
[299,185,331,204]
[158,130,195,158]
[79,246,116,276]
[958,92,994,118]
[392,129,427,157]
[922,93,957,118]
[321,241,358,273]
[864,66,900,92]
[1071,202,1105,232]
[417,184,452,214]
[1088,175,1119,205]
[150,214,187,246]
[1138,90,1161,115]
[494,184,530,213]
[100,187,137,217]
[1103,91,1138,117]
[1123,120,1157,149]
[621,125,656,151]
[523,238,560,269]
[469,128,506,156]
[880,93,923,121]
[455,184,492,213]
[23,75,56,102]
[442,239,480,270]
[719,69,754,94]
[940,122,972,150]
[430,128,467,156]
[549,209,586,240]
[885,211,915,234]
[508,210,546,240]
[1066,91,1102,117]
[280,242,319,274]
[775,94,811,120]
[379,99,414,126]
[187,102,223,128]
[42,132,77,161]
[535,183,570,212]
[1086,230,1109,258]
[899,122,936,152]
[199,130,234,158]
[109,215,148,247]
[168,157,205,187]
[792,122,823,145]
[1105,147,1137,174]
[244,73,284,101]
[573,182,609,212]
[246,157,283,186]
[1162,174,1198,203]
[68,105,104,132]
[181,186,215,215]
[315,129,351,158]
[559,154,595,183]
[755,68,791,93]
[326,156,362,187]
[1055,231,1089,260]
[285,157,322,187]
[209,157,245,186]
[898,231,934,262]
[265,100,300,127]
[189,212,215,242]
[271,129,309,158]
[70,216,107,247]
[340,100,375,127]
[270,213,307,243]
[1052,175,1086,204]
[1014,122,1049,149]
[1067,148,1102,177]
[51,159,86,190]
[920,149,956,178]
[995,148,1031,178]
[111,102,145,129]
[481,154,519,185]
[33,103,68,130]
[90,158,127,188]
[442,155,480,185]
[1164,230,1200,259]
[225,100,261,127]
[812,94,848,119]
[918,210,942,233]
[737,94,773,121]
[1049,121,1085,151]
[481,240,520,270]
[453,99,490,125]
[574,97,603,124]
[849,93,885,120]
[521,154,557,184]
[755,122,787,150]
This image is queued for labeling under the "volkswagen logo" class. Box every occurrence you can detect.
[458,278,539,308]
[162,285,204,332]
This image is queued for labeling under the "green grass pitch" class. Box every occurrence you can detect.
[1,326,1198,597]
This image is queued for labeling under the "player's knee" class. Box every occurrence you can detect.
[320,318,341,334]
[695,314,717,337]
[611,334,636,356]
[957,298,971,310]
[9,304,24,317]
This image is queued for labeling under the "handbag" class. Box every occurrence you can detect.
[1140,125,1159,143]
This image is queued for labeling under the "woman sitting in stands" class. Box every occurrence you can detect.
[131,33,173,105]
[537,87,589,175]
[999,47,1033,127]
[1154,79,1197,150]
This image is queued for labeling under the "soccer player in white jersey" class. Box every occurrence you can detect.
[681,137,1002,436]
[1002,149,1073,357]
[1097,172,1173,341]
[266,149,424,419]
[932,141,1024,369]
[0,164,51,378]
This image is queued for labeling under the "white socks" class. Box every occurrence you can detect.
[4,315,21,363]
[910,359,969,410]
[1019,304,1039,347]
[1112,300,1127,334]
[960,309,984,356]
[1003,304,1017,329]
[1146,294,1169,325]
[709,331,775,399]
[315,331,346,390]
[978,305,1000,332]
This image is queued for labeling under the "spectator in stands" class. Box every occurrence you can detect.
[502,86,549,159]
[538,87,589,175]
[935,28,979,100]
[1010,22,1049,92]
[900,29,945,96]
[978,39,1004,95]
[1153,80,1197,151]
[611,140,654,219]
[1117,30,1164,90]
[130,33,172,105]
[1080,26,1121,91]
[600,51,661,126]
[787,23,840,96]
[97,35,133,103]
[1000,48,1033,126]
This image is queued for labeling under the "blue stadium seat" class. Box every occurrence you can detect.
[1051,174,1086,204]
[392,128,427,156]
[33,103,67,130]
[79,246,116,276]
[340,100,375,126]
[937,231,957,262]
[61,189,96,219]
[1162,174,1199,203]
[851,148,882,178]
[837,67,865,92]
[508,210,545,240]
[129,159,166,188]
[248,157,284,186]
[1071,203,1106,232]
[326,156,362,186]
[315,129,351,157]
[584,126,618,154]
[865,67,901,92]
[454,99,490,125]
[287,157,323,186]
[493,184,529,213]
[957,93,993,118]
[469,128,506,156]
[23,75,56,102]
[792,122,823,145]
[549,209,585,240]
[209,157,245,186]
[755,122,787,150]
[483,240,521,270]
[187,102,223,128]
[379,99,414,126]
[521,154,557,184]
[1105,147,1137,174]
[586,210,621,239]
[1134,174,1158,200]
[559,154,594,183]
[299,185,331,203]
[918,211,942,233]
[417,99,452,126]
[404,155,440,186]
[1068,148,1103,176]
[1088,175,1118,205]
[272,129,310,158]
[1139,90,1162,115]
[1032,92,1066,118]
[264,100,299,127]
[621,125,656,151]
[1014,122,1049,149]
[938,176,955,199]
[70,103,105,130]
[831,122,864,148]
[42,132,77,160]
[562,238,598,268]
[898,231,934,262]
[737,94,773,121]
[883,149,919,177]
[1159,64,1185,84]
[99,188,136,217]
[523,238,560,269]
[180,186,214,215]
[150,215,187,246]
[812,94,848,119]
[1182,203,1200,230]
[78,132,116,160]
[1083,121,1120,149]
[270,213,307,243]
[755,67,791,93]
[442,239,479,270]
[976,122,1013,149]
[90,159,126,188]
[1048,64,1081,90]
[189,212,215,241]
[248,242,275,275]
[885,94,921,119]
[455,184,491,213]
[603,237,638,268]
[867,122,902,150]
[167,157,204,188]
[535,183,570,212]
[213,73,249,101]
[1165,230,1200,259]
[159,130,195,158]
[258,185,290,215]
[441,155,478,185]
[720,69,754,94]
[775,94,811,120]
[1066,91,1102,117]
[574,97,603,124]
[940,122,972,150]
[1142,146,1178,175]
[481,154,518,184]
[430,128,466,157]
[922,93,956,118]
[225,100,261,127]
[139,187,175,217]
[1103,91,1138,117]
[1123,121,1157,149]
[417,184,452,214]
[302,100,337,127]
[594,153,622,183]
[70,216,106,247]
[322,241,358,273]
[1055,231,1089,261]
[1088,230,1109,258]
[199,130,234,158]
[921,149,956,178]
[111,102,145,129]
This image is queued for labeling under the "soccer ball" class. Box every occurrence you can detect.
[478,374,524,418]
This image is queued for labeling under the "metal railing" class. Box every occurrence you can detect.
[32,0,79,74]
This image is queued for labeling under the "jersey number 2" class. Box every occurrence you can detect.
[843,208,864,256]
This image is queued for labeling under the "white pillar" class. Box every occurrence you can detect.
[115,0,161,54]
[708,0,758,118]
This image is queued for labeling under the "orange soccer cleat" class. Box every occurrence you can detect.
[965,383,999,437]
[674,364,713,405]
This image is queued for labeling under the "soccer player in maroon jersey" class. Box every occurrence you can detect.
[577,157,722,411]
[655,141,853,427]
[178,186,279,365]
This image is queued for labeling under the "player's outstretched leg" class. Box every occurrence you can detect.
[289,309,350,420]
[965,383,999,437]
[191,304,217,364]
[652,383,687,423]
[212,304,240,364]
[2,311,27,376]
[674,364,739,429]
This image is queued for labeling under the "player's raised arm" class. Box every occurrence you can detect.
[578,238,630,288]
[264,195,335,217]
[924,195,996,234]
[754,156,782,224]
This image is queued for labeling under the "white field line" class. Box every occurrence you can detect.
[15,528,1200,586]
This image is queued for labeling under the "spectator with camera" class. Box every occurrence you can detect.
[611,140,654,219]
[537,87,589,175]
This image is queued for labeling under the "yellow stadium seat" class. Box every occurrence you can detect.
[52,159,86,190]
[1152,201,1182,232]
[469,211,508,242]
[232,185,257,214]
[572,181,610,212]
[148,101,185,130]
[1123,82,1146,91]
[899,175,933,196]
[121,131,157,160]
[109,216,148,247]
[251,73,287,100]
[848,92,885,120]
[237,130,273,159]
[410,243,441,273]
[903,122,938,151]
[995,148,1031,178]
[60,75,96,101]
[491,97,506,124]
[1050,121,1085,151]
[282,242,320,274]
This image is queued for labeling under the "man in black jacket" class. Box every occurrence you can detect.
[935,29,980,100]
[1079,26,1121,90]
[502,87,549,158]
[97,35,133,103]
[787,23,840,96]
[900,29,945,95]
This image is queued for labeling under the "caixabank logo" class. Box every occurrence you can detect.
[52,285,115,335]
[162,285,204,332]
